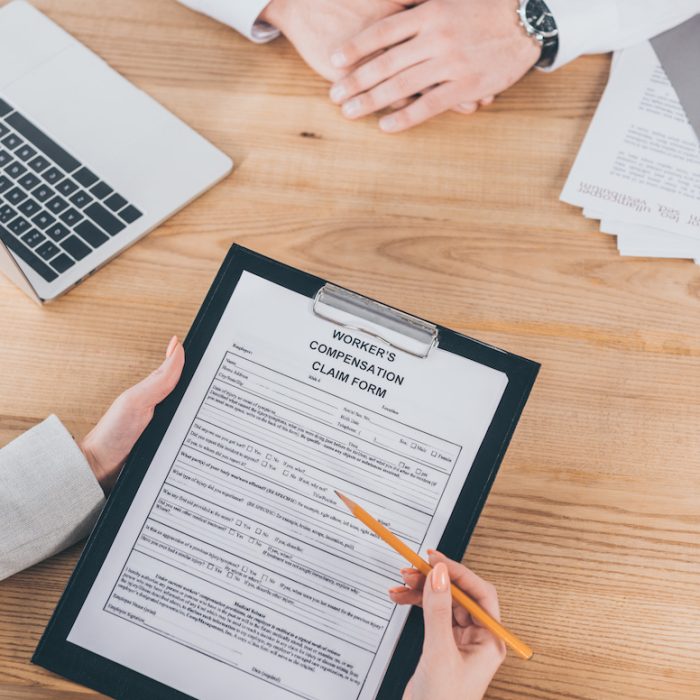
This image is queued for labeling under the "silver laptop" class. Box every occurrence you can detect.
[0,0,233,303]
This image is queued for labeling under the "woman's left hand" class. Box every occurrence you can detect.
[79,336,185,492]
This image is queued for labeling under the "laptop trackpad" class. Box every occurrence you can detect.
[0,1,75,88]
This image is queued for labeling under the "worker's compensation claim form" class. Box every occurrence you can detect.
[67,271,509,700]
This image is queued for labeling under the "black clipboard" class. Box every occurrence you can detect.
[33,244,540,700]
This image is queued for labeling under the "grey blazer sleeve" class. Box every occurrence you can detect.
[0,415,105,581]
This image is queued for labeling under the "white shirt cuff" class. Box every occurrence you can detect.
[540,0,618,71]
[177,0,280,43]
[542,0,700,72]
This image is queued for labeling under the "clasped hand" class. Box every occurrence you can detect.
[263,0,541,133]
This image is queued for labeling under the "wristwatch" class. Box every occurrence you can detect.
[517,0,559,69]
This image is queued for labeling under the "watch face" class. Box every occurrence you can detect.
[526,1,558,38]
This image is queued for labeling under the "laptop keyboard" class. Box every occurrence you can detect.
[0,97,143,283]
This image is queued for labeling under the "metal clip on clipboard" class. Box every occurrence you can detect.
[313,284,438,358]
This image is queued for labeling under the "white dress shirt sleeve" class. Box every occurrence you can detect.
[544,0,700,70]
[177,0,280,43]
[0,416,105,581]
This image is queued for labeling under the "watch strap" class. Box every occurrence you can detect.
[537,34,559,68]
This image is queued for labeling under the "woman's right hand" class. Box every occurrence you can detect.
[389,550,506,700]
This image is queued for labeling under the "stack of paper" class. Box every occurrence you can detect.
[561,40,700,264]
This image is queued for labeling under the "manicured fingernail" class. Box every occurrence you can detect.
[432,563,449,592]
[342,98,361,117]
[166,335,178,359]
[427,549,437,555]
[379,115,398,132]
[388,586,405,594]
[331,50,347,68]
[329,84,346,103]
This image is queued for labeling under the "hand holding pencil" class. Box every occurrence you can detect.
[336,491,530,700]
[389,551,507,700]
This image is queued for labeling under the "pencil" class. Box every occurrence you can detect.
[335,490,534,660]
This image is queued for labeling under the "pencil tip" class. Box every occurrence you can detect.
[335,490,355,510]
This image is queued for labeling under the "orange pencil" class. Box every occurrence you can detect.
[335,490,534,660]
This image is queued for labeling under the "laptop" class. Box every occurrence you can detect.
[0,0,233,303]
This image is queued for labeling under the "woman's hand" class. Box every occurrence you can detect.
[328,0,540,132]
[389,550,506,700]
[79,336,185,493]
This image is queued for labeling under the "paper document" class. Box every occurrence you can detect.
[600,220,700,259]
[561,42,700,240]
[67,272,508,700]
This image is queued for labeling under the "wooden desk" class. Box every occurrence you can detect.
[1,1,699,698]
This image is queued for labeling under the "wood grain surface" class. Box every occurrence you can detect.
[1,1,699,698]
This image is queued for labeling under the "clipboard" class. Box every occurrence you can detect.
[33,244,540,700]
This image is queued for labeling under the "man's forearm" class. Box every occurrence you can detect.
[544,0,700,70]
[176,0,280,43]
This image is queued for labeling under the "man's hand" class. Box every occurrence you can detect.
[328,0,541,132]
[389,551,506,700]
[260,0,411,82]
[79,336,185,492]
